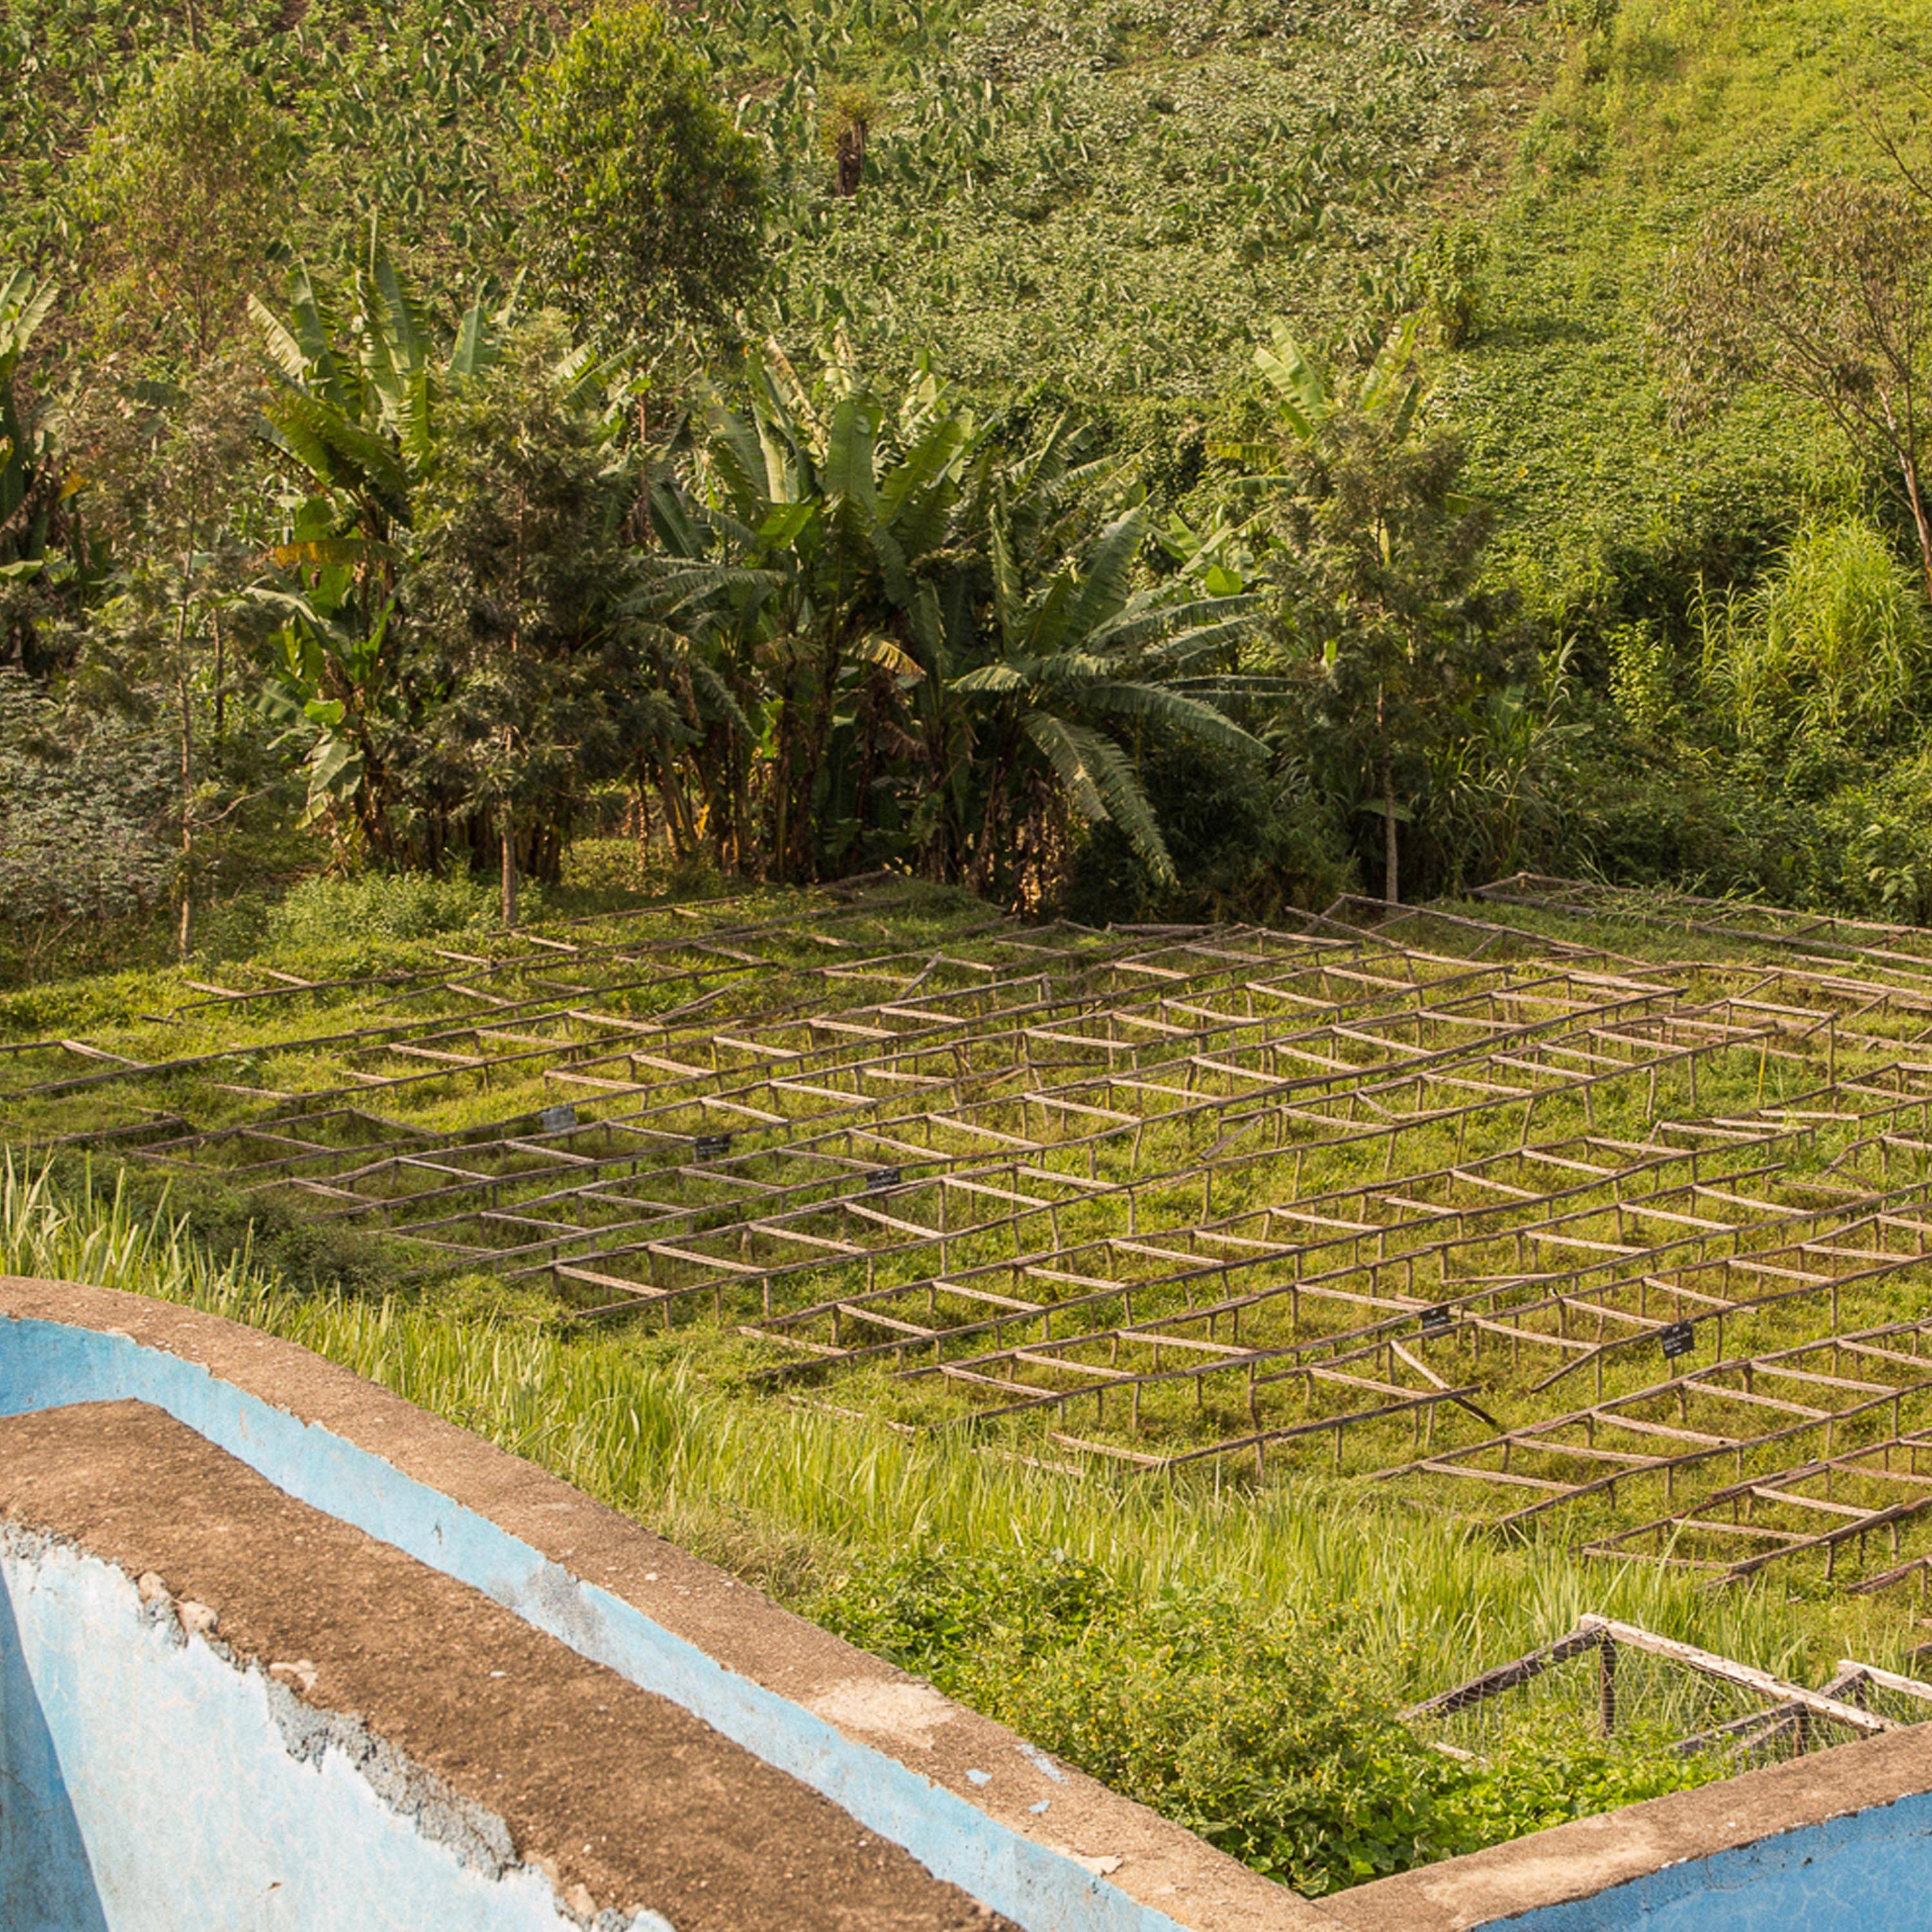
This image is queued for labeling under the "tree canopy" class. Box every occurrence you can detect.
[515,4,766,343]
[76,55,290,365]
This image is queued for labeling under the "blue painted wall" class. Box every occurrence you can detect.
[0,1527,665,1931]
[1477,1790,1932,1931]
[0,1540,109,1932]
[0,1313,1185,1932]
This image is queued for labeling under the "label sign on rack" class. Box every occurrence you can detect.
[693,1133,733,1162]
[1419,1305,1454,1337]
[862,1167,903,1192]
[1659,1320,1698,1361]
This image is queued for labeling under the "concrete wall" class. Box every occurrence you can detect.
[0,1524,662,1932]
[0,1309,1193,1932]
[1455,1794,1932,1932]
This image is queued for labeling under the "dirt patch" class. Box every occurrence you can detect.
[0,1399,1012,1932]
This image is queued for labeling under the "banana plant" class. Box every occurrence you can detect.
[952,478,1264,901]
[0,268,62,582]
[249,242,518,553]
[642,339,981,879]
[1216,313,1424,483]
[253,497,401,842]
[0,268,96,670]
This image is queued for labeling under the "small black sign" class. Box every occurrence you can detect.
[538,1103,578,1135]
[1659,1320,1698,1361]
[693,1132,733,1161]
[1419,1304,1454,1337]
[862,1166,903,1193]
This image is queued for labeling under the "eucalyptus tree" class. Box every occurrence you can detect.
[1235,320,1503,905]
[77,54,292,366]
[406,319,652,923]
[63,352,269,958]
[252,249,635,896]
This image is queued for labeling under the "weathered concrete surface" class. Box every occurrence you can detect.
[0,1525,659,1932]
[0,1277,1317,1932]
[0,1399,1015,1932]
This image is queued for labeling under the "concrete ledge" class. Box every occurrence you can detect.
[1326,1721,1932,1931]
[0,1522,635,1932]
[0,1400,997,1931]
[0,1276,1315,1932]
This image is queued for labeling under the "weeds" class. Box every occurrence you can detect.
[0,1149,1855,1891]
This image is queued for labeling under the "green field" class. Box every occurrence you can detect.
[14,868,1932,1889]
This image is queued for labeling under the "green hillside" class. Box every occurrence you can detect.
[1457,1,1912,612]
[0,0,1898,570]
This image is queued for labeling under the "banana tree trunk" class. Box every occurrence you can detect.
[785,646,843,882]
[965,738,1015,897]
[656,752,700,857]
[770,663,799,880]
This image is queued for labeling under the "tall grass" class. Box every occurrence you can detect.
[0,1153,1845,1701]
[1700,517,1931,744]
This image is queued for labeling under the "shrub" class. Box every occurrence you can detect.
[990,1596,1441,1891]
[1700,518,1931,748]
[1434,1717,1722,1854]
[0,672,177,926]
[1605,620,1680,737]
[1814,752,1932,926]
[813,1544,1709,1896]
[265,870,497,953]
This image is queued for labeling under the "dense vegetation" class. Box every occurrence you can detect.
[12,0,1932,1897]
[10,0,1932,975]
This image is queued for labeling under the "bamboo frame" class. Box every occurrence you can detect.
[24,882,1932,1586]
